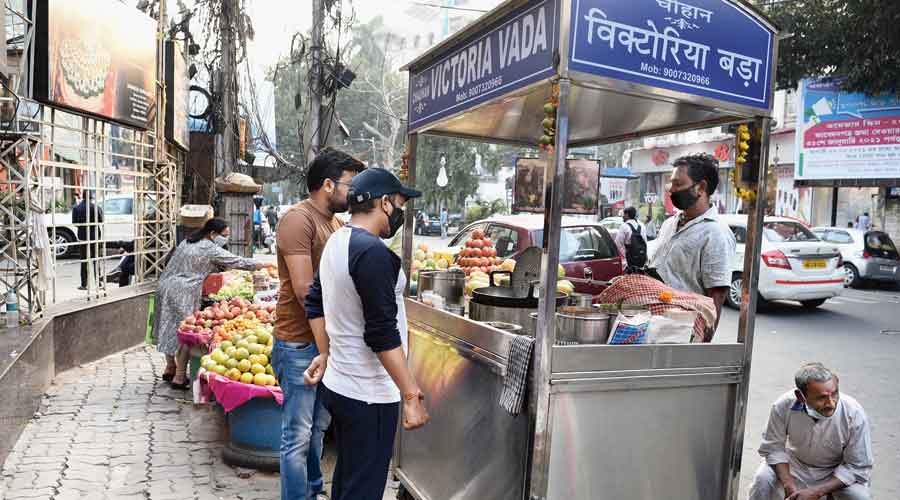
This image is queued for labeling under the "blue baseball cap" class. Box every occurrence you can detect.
[348,168,422,205]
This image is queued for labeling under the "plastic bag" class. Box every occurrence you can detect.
[648,310,696,344]
[607,310,651,345]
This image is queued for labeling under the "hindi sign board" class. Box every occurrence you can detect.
[569,0,774,111]
[407,0,559,132]
[795,78,900,180]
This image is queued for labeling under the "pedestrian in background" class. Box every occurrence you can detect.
[72,191,104,291]
[304,168,429,500]
[644,212,658,240]
[273,149,365,500]
[856,212,870,231]
[440,206,449,238]
[749,362,872,500]
[151,218,267,389]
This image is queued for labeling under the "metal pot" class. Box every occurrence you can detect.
[568,293,594,309]
[530,311,611,344]
[417,271,438,301]
[469,282,568,335]
[479,321,524,334]
[433,269,465,306]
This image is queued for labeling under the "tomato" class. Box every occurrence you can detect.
[469,247,481,258]
[483,237,492,247]
[473,229,484,239]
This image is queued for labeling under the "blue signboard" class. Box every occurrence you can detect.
[568,0,774,110]
[408,0,559,131]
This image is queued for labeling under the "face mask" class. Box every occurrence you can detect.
[384,199,405,239]
[805,404,831,420]
[213,235,229,248]
[670,183,700,210]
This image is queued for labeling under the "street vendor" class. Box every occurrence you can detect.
[648,153,735,334]
[151,218,268,389]
[749,363,873,500]
[273,148,365,500]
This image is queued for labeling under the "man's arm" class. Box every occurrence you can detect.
[303,273,330,385]
[759,398,794,491]
[701,227,736,339]
[704,286,728,340]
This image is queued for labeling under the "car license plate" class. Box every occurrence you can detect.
[880,265,896,273]
[803,259,827,269]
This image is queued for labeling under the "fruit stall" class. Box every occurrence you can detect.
[396,1,778,500]
[177,267,284,470]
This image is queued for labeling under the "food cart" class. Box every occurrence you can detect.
[396,1,777,499]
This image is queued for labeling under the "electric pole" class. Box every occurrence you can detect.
[305,0,325,165]
[216,0,238,176]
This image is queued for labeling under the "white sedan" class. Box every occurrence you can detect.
[649,214,844,309]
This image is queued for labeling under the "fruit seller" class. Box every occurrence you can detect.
[151,218,268,389]
[273,148,365,500]
[303,168,430,500]
[748,363,873,500]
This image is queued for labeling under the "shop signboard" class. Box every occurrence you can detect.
[35,0,157,129]
[513,158,600,214]
[795,78,900,180]
[569,0,774,111]
[166,41,190,150]
[407,0,559,131]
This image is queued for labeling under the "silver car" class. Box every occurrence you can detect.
[811,227,900,288]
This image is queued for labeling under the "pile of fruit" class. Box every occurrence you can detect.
[200,330,278,387]
[455,229,503,276]
[209,271,255,301]
[411,243,451,275]
[460,257,576,296]
[179,298,276,345]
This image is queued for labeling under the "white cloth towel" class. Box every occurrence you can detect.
[30,211,54,291]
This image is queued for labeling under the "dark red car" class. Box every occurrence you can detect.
[451,215,624,295]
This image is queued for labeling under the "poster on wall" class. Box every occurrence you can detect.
[35,0,157,129]
[795,78,900,180]
[513,158,601,214]
[166,41,190,150]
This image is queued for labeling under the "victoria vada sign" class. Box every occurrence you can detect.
[407,0,558,131]
[569,0,775,111]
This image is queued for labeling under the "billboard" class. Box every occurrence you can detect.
[795,78,900,180]
[166,41,190,150]
[35,0,157,129]
[513,158,600,214]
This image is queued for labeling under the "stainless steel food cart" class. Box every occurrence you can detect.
[396,1,778,499]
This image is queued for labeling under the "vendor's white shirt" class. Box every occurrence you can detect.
[758,390,873,486]
[649,207,735,295]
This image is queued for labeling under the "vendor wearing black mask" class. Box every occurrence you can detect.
[648,154,736,337]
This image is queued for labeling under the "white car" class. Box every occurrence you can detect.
[599,216,624,236]
[810,227,900,288]
[44,193,155,258]
[721,215,844,309]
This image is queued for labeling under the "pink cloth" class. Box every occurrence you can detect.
[203,372,283,413]
[177,329,211,348]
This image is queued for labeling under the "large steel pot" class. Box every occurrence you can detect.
[433,269,465,306]
[529,311,612,344]
[417,271,438,301]
[470,282,568,335]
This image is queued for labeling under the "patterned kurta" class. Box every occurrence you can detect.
[151,240,256,356]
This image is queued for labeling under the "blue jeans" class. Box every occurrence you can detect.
[272,339,331,500]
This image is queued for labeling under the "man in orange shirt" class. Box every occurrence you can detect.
[273,148,365,500]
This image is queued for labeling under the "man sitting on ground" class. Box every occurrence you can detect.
[749,363,873,500]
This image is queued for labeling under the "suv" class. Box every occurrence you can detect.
[451,214,623,295]
[721,215,844,309]
[811,227,900,288]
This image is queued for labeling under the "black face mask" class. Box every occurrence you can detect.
[670,183,700,210]
[384,199,405,238]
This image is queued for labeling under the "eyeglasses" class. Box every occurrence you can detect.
[332,180,353,188]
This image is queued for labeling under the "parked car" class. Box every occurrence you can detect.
[450,214,624,295]
[415,212,443,236]
[719,215,844,309]
[810,227,900,288]
[598,216,624,236]
[44,193,156,259]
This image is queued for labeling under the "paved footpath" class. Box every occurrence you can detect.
[0,345,399,500]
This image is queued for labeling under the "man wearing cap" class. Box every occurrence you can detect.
[303,168,429,500]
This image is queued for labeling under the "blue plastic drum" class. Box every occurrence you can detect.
[223,397,282,471]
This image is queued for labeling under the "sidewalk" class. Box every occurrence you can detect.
[0,345,399,500]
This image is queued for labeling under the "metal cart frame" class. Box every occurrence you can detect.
[396,2,779,499]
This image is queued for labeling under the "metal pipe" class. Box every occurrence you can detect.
[402,133,418,297]
[727,115,772,500]
[528,78,571,500]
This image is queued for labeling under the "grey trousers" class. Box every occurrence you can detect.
[748,461,870,500]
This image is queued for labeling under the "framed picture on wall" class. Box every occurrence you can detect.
[512,158,601,214]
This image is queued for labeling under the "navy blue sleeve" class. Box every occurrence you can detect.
[349,239,402,353]
[304,271,325,320]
